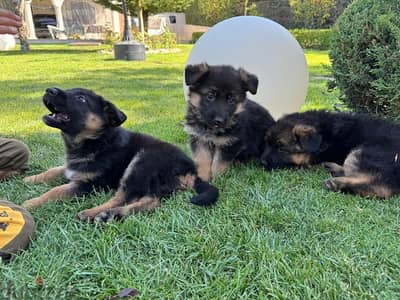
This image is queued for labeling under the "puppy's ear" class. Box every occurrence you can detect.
[292,124,321,153]
[102,99,127,127]
[239,68,258,95]
[185,63,209,86]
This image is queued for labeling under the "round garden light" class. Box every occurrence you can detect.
[184,16,309,120]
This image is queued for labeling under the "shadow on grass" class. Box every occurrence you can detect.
[0,65,186,106]
[0,48,103,56]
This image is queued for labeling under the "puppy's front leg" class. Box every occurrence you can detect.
[22,182,77,209]
[211,143,244,178]
[211,148,230,178]
[24,166,66,184]
[191,139,213,181]
[76,189,127,221]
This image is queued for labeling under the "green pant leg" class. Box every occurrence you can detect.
[0,138,30,171]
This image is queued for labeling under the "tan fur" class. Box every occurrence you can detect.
[22,183,77,209]
[234,102,245,115]
[211,136,237,147]
[95,196,160,221]
[211,149,230,177]
[325,173,393,198]
[343,149,362,176]
[322,162,344,175]
[184,124,238,147]
[370,185,393,198]
[193,143,212,181]
[118,196,160,215]
[239,68,249,83]
[179,174,196,189]
[66,170,100,182]
[291,153,311,166]
[74,113,104,142]
[188,92,201,107]
[292,124,317,137]
[77,190,127,220]
[23,166,66,184]
[67,154,95,164]
[199,63,209,73]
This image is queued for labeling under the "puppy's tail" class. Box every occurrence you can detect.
[190,177,219,206]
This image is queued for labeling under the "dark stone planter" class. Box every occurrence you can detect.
[114,41,146,61]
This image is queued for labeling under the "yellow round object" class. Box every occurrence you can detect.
[0,199,35,260]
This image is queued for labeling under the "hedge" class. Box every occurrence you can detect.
[289,29,331,50]
[330,0,400,120]
[192,29,331,50]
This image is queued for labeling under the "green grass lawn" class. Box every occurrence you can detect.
[0,45,399,299]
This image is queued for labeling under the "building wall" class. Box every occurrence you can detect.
[32,0,118,39]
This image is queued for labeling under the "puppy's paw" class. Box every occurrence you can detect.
[76,209,97,222]
[94,208,123,223]
[324,178,339,191]
[22,198,40,210]
[321,162,344,177]
[23,175,38,184]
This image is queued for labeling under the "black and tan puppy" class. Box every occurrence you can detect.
[22,88,218,221]
[184,63,275,181]
[261,110,400,198]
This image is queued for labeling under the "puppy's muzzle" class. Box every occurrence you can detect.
[46,87,59,97]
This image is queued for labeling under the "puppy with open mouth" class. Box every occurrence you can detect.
[184,63,275,181]
[23,88,218,222]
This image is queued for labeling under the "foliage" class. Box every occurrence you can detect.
[194,27,333,50]
[186,0,260,26]
[290,29,331,50]
[185,0,351,28]
[191,31,204,43]
[103,29,121,47]
[95,0,194,16]
[290,0,335,29]
[144,0,194,12]
[196,0,236,26]
[134,27,176,49]
[330,0,400,120]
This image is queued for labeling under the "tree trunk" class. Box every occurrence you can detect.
[244,0,249,15]
[14,0,29,52]
[137,2,145,41]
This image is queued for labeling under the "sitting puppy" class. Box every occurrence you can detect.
[184,63,275,181]
[261,110,400,198]
[23,88,218,222]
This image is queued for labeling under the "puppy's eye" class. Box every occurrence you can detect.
[206,91,216,102]
[226,94,235,104]
[76,95,86,103]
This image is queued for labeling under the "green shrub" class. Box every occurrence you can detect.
[330,0,400,120]
[103,29,120,47]
[192,32,204,43]
[290,29,331,50]
[134,28,177,50]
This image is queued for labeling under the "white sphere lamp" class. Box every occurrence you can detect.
[184,16,308,120]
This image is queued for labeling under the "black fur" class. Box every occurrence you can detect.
[24,88,218,220]
[184,64,275,180]
[261,110,400,198]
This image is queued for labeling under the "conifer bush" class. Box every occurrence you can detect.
[330,0,400,120]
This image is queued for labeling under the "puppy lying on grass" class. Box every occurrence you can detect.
[261,110,400,198]
[23,88,218,221]
[184,63,275,181]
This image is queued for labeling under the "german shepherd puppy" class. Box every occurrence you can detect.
[184,63,275,181]
[261,110,400,198]
[22,88,218,222]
